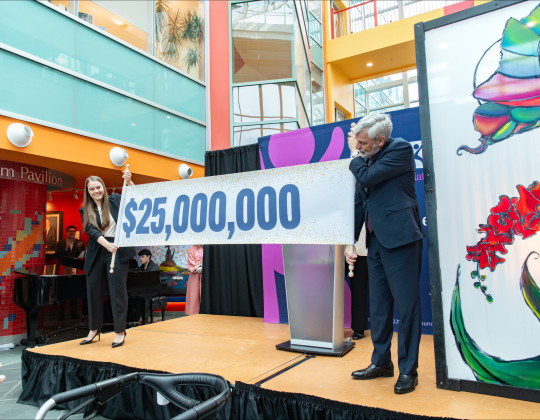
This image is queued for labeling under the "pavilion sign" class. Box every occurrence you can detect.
[0,160,74,189]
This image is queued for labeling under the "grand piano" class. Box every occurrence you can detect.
[13,257,166,347]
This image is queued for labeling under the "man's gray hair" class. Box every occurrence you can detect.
[352,113,393,140]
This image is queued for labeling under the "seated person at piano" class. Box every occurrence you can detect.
[138,249,160,272]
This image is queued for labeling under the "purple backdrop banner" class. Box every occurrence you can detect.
[258,108,432,334]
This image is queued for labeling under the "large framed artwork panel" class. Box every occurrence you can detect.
[416,0,540,401]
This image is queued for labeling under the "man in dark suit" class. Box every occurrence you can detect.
[45,218,57,250]
[345,113,424,394]
[55,225,85,320]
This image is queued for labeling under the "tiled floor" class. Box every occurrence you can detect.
[0,310,185,420]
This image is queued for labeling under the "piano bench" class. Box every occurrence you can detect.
[148,296,167,323]
[151,296,168,310]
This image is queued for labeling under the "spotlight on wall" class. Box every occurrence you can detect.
[110,147,129,167]
[7,123,33,148]
[179,163,193,179]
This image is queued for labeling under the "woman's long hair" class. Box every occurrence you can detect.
[82,176,111,232]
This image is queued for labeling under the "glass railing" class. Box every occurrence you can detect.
[330,0,466,39]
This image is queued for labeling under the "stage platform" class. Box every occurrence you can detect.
[19,315,538,419]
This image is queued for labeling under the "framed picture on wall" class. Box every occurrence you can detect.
[45,211,62,254]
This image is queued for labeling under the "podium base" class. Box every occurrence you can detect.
[276,340,355,357]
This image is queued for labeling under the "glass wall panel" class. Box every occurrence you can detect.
[308,10,322,44]
[408,81,419,103]
[74,81,154,149]
[0,49,205,163]
[0,1,206,120]
[233,83,296,123]
[296,90,308,129]
[355,84,367,108]
[311,66,324,126]
[49,0,206,81]
[232,1,294,83]
[310,42,323,70]
[50,1,75,14]
[77,0,153,54]
[76,24,154,99]
[155,111,206,161]
[0,0,77,71]
[0,0,206,162]
[154,0,205,81]
[0,51,75,127]
[294,14,311,124]
[154,64,206,122]
[234,121,298,146]
[355,102,367,118]
[369,85,404,109]
[308,0,322,21]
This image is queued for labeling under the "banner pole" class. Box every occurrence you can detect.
[110,164,130,274]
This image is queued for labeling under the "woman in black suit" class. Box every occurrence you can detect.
[79,170,135,347]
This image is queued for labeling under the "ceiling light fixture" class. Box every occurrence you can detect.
[179,163,193,179]
[7,123,33,147]
[110,147,129,167]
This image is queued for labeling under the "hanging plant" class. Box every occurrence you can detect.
[155,0,170,14]
[181,10,204,42]
[184,46,200,72]
[162,10,184,61]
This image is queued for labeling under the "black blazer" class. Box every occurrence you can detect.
[80,193,136,275]
[140,260,160,272]
[349,137,424,249]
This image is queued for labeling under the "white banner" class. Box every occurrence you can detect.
[116,159,354,246]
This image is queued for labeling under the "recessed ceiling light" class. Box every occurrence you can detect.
[131,123,136,126]
[366,62,373,67]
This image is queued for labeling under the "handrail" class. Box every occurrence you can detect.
[331,0,377,39]
[335,0,375,15]
[330,0,468,40]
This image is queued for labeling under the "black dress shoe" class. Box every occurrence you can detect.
[351,361,394,380]
[112,332,126,348]
[352,330,365,340]
[394,372,418,394]
[80,330,100,345]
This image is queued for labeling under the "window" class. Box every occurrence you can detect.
[311,66,324,126]
[233,83,296,123]
[49,0,206,81]
[234,122,298,146]
[354,70,418,115]
[232,1,294,83]
[335,108,346,122]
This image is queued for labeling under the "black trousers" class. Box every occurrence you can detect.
[367,232,422,376]
[350,256,369,332]
[86,245,128,333]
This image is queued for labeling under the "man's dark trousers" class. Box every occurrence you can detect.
[367,231,422,376]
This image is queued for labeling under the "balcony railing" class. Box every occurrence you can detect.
[330,0,466,39]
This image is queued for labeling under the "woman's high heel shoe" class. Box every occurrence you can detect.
[112,331,126,348]
[80,330,100,345]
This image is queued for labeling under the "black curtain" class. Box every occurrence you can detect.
[200,144,264,317]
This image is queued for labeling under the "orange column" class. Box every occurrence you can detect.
[209,1,231,151]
